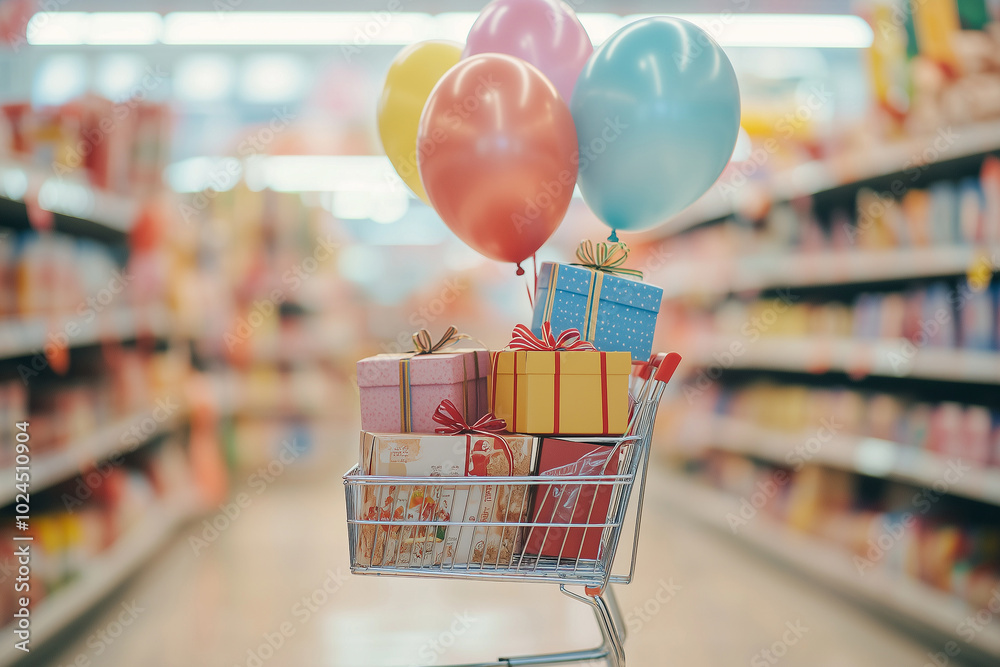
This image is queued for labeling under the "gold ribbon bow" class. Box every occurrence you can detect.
[571,240,643,279]
[412,325,470,355]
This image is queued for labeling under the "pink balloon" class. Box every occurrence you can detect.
[463,0,592,102]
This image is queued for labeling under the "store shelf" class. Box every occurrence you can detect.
[0,164,138,242]
[653,119,1000,237]
[687,335,1000,384]
[660,471,1000,662]
[0,307,172,362]
[0,404,186,507]
[205,369,329,419]
[0,493,198,667]
[675,415,1000,507]
[659,245,999,299]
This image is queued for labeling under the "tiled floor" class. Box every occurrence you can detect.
[40,448,948,667]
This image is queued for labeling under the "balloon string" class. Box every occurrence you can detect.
[516,261,533,308]
[608,229,619,242]
[531,253,539,296]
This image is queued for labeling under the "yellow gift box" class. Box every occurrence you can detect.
[489,350,631,435]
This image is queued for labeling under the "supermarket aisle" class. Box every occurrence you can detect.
[35,443,943,667]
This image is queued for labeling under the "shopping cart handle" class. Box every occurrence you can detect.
[653,352,682,383]
[639,352,668,379]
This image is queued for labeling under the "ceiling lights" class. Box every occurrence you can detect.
[27,11,874,49]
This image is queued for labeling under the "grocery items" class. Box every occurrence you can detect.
[681,380,1000,468]
[650,156,1000,273]
[695,450,1000,610]
[0,96,169,194]
[705,279,998,352]
[1,232,129,317]
[0,437,191,619]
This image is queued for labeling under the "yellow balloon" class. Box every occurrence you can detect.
[377,40,462,205]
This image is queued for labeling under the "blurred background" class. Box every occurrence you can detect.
[0,0,999,665]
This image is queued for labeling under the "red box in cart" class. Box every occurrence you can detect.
[525,439,622,561]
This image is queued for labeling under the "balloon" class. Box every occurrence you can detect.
[464,0,592,103]
[418,54,577,272]
[377,40,463,204]
[571,17,741,235]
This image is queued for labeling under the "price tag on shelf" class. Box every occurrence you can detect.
[846,341,874,380]
[830,251,851,285]
[44,315,69,375]
[967,247,993,292]
[0,319,18,357]
[24,181,54,232]
[853,438,897,478]
[805,338,835,375]
[981,474,1000,506]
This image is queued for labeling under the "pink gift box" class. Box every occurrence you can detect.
[357,349,490,433]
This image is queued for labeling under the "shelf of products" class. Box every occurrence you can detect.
[0,404,186,507]
[676,415,1000,507]
[0,492,198,667]
[647,150,1000,301]
[0,307,172,361]
[657,111,1000,659]
[660,470,1000,662]
[686,336,1000,384]
[210,365,333,419]
[660,245,1000,300]
[0,93,205,662]
[1,97,169,193]
[0,344,190,465]
[0,170,138,240]
[655,119,1000,238]
[0,433,199,664]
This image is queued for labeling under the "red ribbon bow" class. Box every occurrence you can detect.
[432,400,514,476]
[433,399,506,435]
[508,322,596,351]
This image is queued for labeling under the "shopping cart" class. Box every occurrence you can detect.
[343,352,682,667]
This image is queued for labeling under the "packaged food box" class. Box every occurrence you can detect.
[357,431,536,568]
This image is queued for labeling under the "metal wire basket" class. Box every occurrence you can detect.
[343,352,681,667]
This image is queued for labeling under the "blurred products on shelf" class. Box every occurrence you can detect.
[865,0,1000,135]
[1,232,125,316]
[693,450,1000,612]
[656,155,1000,274]
[0,437,192,620]
[1,96,169,194]
[703,278,998,351]
[680,381,1000,469]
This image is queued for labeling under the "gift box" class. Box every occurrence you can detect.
[357,349,489,433]
[531,251,663,360]
[525,438,622,561]
[357,430,537,568]
[490,342,630,436]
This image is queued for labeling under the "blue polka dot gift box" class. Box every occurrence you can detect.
[531,241,663,360]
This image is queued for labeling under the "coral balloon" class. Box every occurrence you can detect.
[377,40,463,204]
[463,0,592,103]
[418,54,577,272]
[572,17,741,235]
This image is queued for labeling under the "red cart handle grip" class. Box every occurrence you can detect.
[654,352,682,384]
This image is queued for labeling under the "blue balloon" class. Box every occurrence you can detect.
[571,17,741,235]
